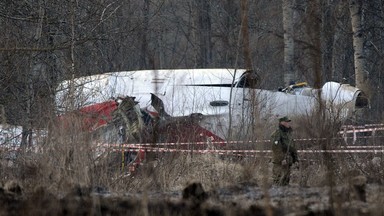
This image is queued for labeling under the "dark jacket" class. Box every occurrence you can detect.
[271,125,298,165]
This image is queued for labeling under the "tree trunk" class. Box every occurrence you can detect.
[321,1,335,82]
[240,0,252,69]
[195,0,212,68]
[349,0,367,89]
[222,0,238,67]
[282,0,295,86]
[349,0,371,123]
[332,1,351,83]
[21,0,46,148]
[305,1,322,88]
[140,0,150,69]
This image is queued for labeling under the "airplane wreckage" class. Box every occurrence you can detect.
[55,68,369,167]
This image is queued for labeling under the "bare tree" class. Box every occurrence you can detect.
[240,0,252,70]
[139,0,151,68]
[331,1,354,83]
[1,0,383,132]
[282,0,295,86]
[194,0,212,68]
[321,0,336,81]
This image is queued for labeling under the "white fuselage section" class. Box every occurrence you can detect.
[56,69,366,140]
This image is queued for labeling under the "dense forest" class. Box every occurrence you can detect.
[0,0,383,130]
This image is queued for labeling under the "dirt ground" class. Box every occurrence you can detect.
[1,151,383,216]
[1,155,384,216]
[0,179,383,216]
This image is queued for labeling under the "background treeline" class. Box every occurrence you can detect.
[0,0,383,130]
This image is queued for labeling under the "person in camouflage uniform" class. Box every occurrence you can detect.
[271,116,298,186]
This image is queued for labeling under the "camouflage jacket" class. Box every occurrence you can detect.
[271,126,298,165]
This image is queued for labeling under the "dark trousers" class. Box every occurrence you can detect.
[272,163,291,186]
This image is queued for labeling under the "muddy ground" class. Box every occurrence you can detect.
[1,150,383,215]
[1,178,383,216]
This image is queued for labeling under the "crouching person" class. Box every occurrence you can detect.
[271,116,298,186]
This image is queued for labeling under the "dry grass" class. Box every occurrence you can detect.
[1,113,384,215]
[1,125,382,188]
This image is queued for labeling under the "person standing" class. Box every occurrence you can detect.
[271,116,298,186]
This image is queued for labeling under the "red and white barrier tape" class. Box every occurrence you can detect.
[104,148,269,157]
[298,149,384,153]
[339,127,384,134]
[98,144,384,154]
[95,137,343,148]
[2,145,383,155]
[2,126,384,155]
[341,123,384,129]
[340,145,384,149]
[96,135,382,148]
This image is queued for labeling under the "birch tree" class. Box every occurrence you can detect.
[349,0,368,90]
[282,0,295,86]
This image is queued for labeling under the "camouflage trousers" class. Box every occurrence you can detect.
[272,163,291,186]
